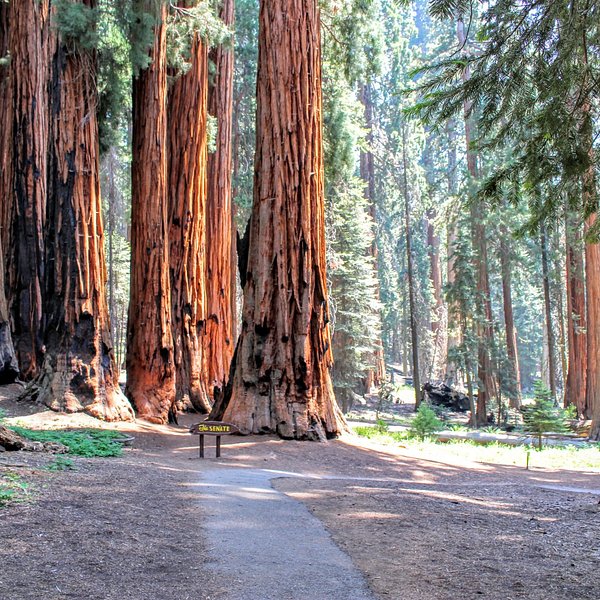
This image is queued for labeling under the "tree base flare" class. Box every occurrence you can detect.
[215,378,349,441]
[22,353,134,422]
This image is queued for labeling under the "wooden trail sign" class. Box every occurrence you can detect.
[189,421,239,458]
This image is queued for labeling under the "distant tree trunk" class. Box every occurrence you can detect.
[126,2,176,423]
[26,3,133,421]
[205,0,235,396]
[359,83,386,392]
[427,207,446,381]
[168,31,211,414]
[554,228,568,395]
[5,0,52,380]
[458,17,494,426]
[499,230,522,408]
[540,224,557,399]
[210,0,346,440]
[565,212,587,414]
[445,119,460,385]
[402,125,422,409]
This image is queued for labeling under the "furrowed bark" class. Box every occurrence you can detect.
[28,6,133,421]
[127,2,176,423]
[6,0,52,380]
[211,0,347,440]
[168,32,211,413]
[204,0,235,396]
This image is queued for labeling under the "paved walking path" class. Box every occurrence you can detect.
[198,467,378,600]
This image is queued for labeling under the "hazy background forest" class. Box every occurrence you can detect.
[1,0,600,439]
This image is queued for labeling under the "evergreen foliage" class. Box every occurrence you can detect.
[410,402,443,440]
[523,381,568,450]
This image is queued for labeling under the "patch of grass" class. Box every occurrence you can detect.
[0,471,30,507]
[9,427,125,457]
[352,425,600,471]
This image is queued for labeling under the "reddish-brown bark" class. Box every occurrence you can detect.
[587,214,600,437]
[27,5,133,421]
[127,3,176,423]
[565,214,587,414]
[5,1,52,380]
[204,0,235,396]
[168,33,211,413]
[211,0,346,439]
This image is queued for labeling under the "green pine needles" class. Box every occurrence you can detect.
[522,381,568,450]
[410,403,443,440]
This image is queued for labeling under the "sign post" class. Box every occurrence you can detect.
[189,421,240,458]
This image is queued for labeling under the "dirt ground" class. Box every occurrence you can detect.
[1,384,599,600]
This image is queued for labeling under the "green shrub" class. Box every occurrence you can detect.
[410,403,443,440]
[522,381,567,450]
[9,427,125,457]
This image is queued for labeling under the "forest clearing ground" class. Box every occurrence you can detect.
[1,384,599,600]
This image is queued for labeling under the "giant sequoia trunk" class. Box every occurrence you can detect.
[127,3,176,423]
[168,32,211,413]
[540,225,557,399]
[27,8,133,421]
[4,1,52,380]
[204,0,235,395]
[565,213,587,414]
[210,0,346,440]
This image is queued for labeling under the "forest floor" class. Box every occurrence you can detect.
[1,383,599,600]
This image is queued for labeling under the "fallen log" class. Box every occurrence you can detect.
[423,382,470,412]
[0,425,67,453]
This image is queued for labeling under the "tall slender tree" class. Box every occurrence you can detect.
[204,0,235,396]
[127,1,176,422]
[211,0,346,439]
[168,28,211,414]
[565,212,587,414]
[458,16,494,425]
[359,83,386,392]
